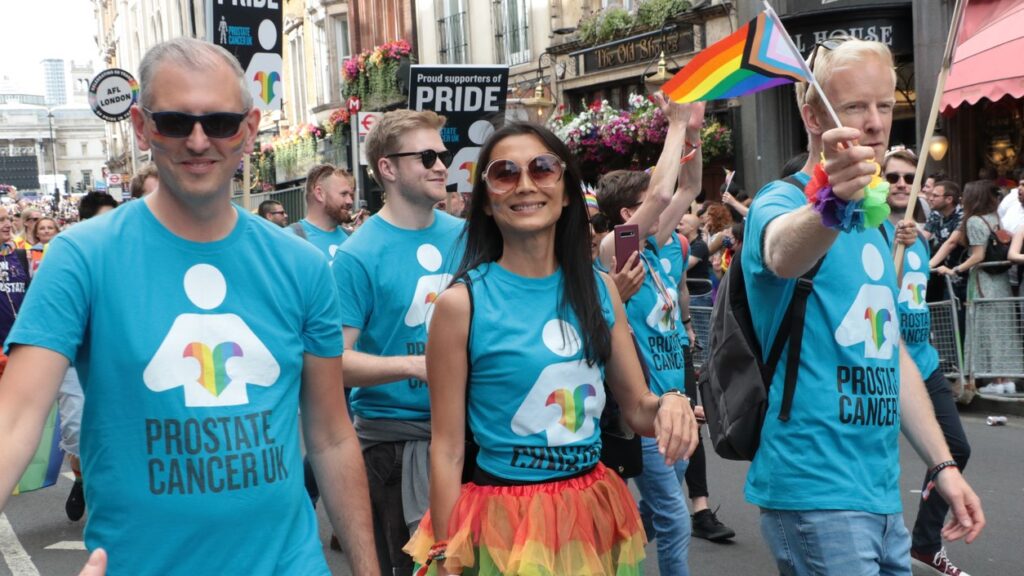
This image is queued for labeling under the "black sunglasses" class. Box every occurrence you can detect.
[885,172,915,185]
[385,149,453,169]
[143,108,249,138]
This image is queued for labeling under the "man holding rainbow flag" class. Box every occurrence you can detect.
[661,3,985,574]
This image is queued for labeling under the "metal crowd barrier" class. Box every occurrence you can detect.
[232,185,306,220]
[963,261,1024,381]
[690,305,713,371]
[928,275,965,384]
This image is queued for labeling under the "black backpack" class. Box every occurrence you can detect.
[978,217,1011,274]
[698,177,822,461]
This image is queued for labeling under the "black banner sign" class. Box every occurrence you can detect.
[578,28,695,74]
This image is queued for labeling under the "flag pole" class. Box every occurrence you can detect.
[894,0,967,279]
[762,1,843,129]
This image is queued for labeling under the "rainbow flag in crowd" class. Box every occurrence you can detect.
[662,8,812,102]
[12,404,63,495]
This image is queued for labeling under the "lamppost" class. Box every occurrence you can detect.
[47,110,59,212]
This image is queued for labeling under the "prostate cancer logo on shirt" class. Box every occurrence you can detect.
[404,243,453,331]
[900,251,928,309]
[834,244,898,359]
[143,264,280,407]
[511,320,605,446]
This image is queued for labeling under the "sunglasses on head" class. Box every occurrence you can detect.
[385,149,453,169]
[885,172,915,185]
[482,154,566,194]
[143,108,249,138]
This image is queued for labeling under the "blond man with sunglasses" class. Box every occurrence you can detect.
[332,109,465,576]
[742,38,984,576]
[0,38,378,576]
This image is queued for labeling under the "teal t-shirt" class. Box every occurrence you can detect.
[6,201,341,575]
[465,263,615,482]
[624,237,687,395]
[333,210,464,420]
[881,220,940,379]
[658,233,690,347]
[284,218,349,262]
[741,175,902,514]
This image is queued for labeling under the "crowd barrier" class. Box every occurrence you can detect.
[232,186,306,220]
[964,261,1024,383]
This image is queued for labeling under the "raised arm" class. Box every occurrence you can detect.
[654,102,706,248]
[763,127,875,278]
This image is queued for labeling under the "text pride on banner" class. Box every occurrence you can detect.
[661,8,812,103]
[408,65,509,193]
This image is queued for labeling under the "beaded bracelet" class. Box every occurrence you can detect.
[414,541,450,576]
[803,162,891,232]
[920,460,959,501]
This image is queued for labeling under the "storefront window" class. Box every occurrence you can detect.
[492,0,530,66]
[437,0,469,64]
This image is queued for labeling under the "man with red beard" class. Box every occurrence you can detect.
[286,163,356,261]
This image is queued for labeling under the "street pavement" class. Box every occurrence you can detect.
[1,413,1019,575]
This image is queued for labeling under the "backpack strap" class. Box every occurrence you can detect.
[761,172,823,423]
[290,221,308,240]
[14,249,31,285]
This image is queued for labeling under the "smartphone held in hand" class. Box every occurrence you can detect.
[614,224,640,273]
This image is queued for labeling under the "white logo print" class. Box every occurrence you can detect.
[143,264,280,407]
[404,244,452,331]
[834,244,898,359]
[510,320,606,446]
[646,259,679,333]
[899,251,928,311]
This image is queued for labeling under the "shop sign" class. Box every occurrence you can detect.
[788,0,909,16]
[577,28,695,74]
[786,16,913,57]
[207,0,282,111]
[408,65,509,193]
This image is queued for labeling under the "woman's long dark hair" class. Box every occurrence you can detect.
[959,179,1001,238]
[453,122,611,365]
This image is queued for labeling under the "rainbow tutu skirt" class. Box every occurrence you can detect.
[405,463,645,575]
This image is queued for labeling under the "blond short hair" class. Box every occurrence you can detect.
[797,39,896,115]
[305,164,355,200]
[365,110,446,185]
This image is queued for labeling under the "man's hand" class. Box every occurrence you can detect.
[653,91,692,126]
[653,393,699,465]
[895,219,917,247]
[822,127,877,203]
[686,323,696,346]
[934,468,985,543]
[610,252,645,301]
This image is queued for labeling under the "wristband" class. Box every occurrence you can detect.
[682,317,692,324]
[414,541,450,576]
[920,460,959,501]
[658,389,689,410]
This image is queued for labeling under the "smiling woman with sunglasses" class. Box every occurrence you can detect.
[405,122,697,575]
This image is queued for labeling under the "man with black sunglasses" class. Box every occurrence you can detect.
[0,38,378,576]
[742,39,984,576]
[332,109,465,576]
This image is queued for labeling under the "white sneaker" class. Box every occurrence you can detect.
[978,383,1007,394]
[1002,382,1017,394]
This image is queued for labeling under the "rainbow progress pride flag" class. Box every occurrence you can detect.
[662,9,811,102]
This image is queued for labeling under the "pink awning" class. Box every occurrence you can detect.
[941,0,1024,114]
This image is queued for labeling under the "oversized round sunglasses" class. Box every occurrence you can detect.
[142,108,249,138]
[482,154,566,194]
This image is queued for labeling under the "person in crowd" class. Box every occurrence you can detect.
[14,207,41,249]
[0,37,378,575]
[333,109,464,575]
[934,180,1022,394]
[0,206,29,375]
[59,192,119,522]
[881,150,974,575]
[678,213,714,307]
[743,38,983,575]
[923,180,965,302]
[405,120,697,575]
[29,217,60,273]
[921,171,945,202]
[444,190,466,218]
[286,163,354,256]
[722,188,749,219]
[258,199,288,227]
[128,162,159,199]
[996,168,1024,234]
[595,93,710,575]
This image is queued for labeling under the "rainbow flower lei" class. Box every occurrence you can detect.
[804,160,890,232]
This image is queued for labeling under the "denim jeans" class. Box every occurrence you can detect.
[363,442,413,576]
[760,509,911,576]
[912,369,971,555]
[634,437,691,576]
